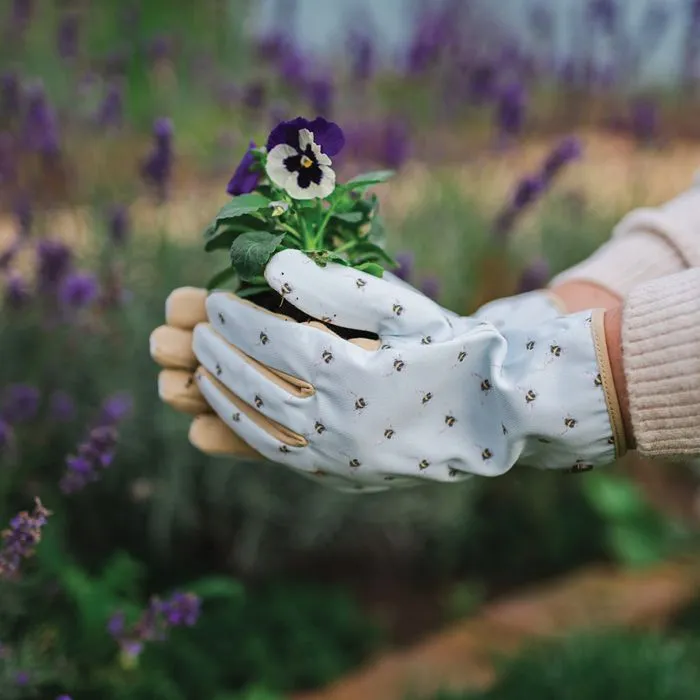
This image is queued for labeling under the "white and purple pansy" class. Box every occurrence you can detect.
[264,116,345,200]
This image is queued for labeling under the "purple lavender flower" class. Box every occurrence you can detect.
[278,48,307,87]
[307,76,334,117]
[36,239,72,293]
[347,30,374,82]
[513,175,546,209]
[49,391,75,422]
[382,119,411,169]
[241,81,266,111]
[15,670,30,686]
[109,591,201,659]
[496,82,527,138]
[393,252,414,281]
[226,141,260,196]
[21,84,60,156]
[96,83,123,129]
[588,0,617,34]
[59,272,99,309]
[0,420,12,450]
[542,136,583,181]
[469,63,498,103]
[55,696,72,700]
[107,205,129,246]
[1,384,40,424]
[419,276,440,301]
[57,12,80,60]
[0,240,18,271]
[10,0,34,32]
[516,257,551,293]
[13,193,32,236]
[98,393,133,425]
[147,34,172,63]
[141,117,173,202]
[631,99,658,145]
[0,498,51,579]
[5,274,29,308]
[0,72,21,121]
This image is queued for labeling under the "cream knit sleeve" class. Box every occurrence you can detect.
[622,269,700,458]
[550,179,700,297]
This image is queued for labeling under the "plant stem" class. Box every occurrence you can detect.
[333,240,357,255]
[313,199,341,248]
[277,222,303,244]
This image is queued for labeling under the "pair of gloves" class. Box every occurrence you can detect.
[150,249,626,493]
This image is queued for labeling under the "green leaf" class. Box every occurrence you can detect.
[230,231,285,282]
[236,284,270,298]
[355,262,385,278]
[207,194,272,231]
[349,240,397,267]
[206,266,238,291]
[581,473,647,521]
[608,523,665,567]
[345,170,395,189]
[367,215,386,244]
[331,212,364,224]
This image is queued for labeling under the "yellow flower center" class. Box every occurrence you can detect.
[300,155,313,168]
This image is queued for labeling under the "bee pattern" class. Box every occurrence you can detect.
[526,340,535,351]
[354,397,368,410]
[215,363,222,377]
[607,435,615,445]
[355,278,367,289]
[314,421,326,435]
[448,467,460,478]
[570,461,593,474]
[550,344,562,357]
[525,389,537,404]
[217,312,225,325]
[457,350,467,362]
[421,336,432,345]
[445,415,457,427]
[392,303,404,316]
[480,378,492,393]
[384,428,395,439]
[322,350,334,364]
[481,448,493,461]
[349,458,361,468]
[259,331,269,345]
[232,412,241,422]
[280,282,292,296]
[564,416,578,429]
[421,392,433,405]
[594,373,603,387]
[279,445,291,454]
[418,459,430,470]
[501,423,508,435]
[254,395,264,409]
[381,343,393,350]
[393,358,405,372]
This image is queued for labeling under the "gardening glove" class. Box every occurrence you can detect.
[177,250,625,492]
[472,290,566,330]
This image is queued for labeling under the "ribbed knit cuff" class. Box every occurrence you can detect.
[549,229,686,298]
[622,269,700,458]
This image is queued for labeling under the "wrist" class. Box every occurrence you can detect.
[603,305,636,450]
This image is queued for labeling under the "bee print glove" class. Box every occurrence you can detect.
[473,290,566,331]
[188,250,627,492]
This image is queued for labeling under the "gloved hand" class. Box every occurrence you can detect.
[151,250,626,492]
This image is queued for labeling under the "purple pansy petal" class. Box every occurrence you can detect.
[266,116,344,157]
[226,141,260,196]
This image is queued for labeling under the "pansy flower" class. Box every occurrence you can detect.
[265,117,344,200]
[226,141,260,196]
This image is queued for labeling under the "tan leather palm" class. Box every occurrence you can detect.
[149,286,378,458]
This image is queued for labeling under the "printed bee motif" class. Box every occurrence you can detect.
[259,331,269,345]
[419,459,430,470]
[445,415,457,427]
[526,340,535,351]
[356,278,367,289]
[314,421,326,434]
[525,389,537,404]
[381,343,393,350]
[279,445,291,454]
[321,315,334,324]
[232,412,241,422]
[480,379,492,393]
[392,303,404,316]
[537,437,551,444]
[501,423,508,435]
[254,395,264,409]
[355,397,368,410]
[550,344,562,358]
[421,336,432,345]
[384,428,395,439]
[607,435,615,445]
[280,282,292,296]
[457,350,467,362]
[421,392,433,405]
[594,373,603,388]
[349,458,361,468]
[393,358,405,372]
[322,350,334,364]
[215,363,222,377]
[448,467,460,478]
[564,417,578,429]
[570,461,593,474]
[481,448,493,461]
[217,312,225,325]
